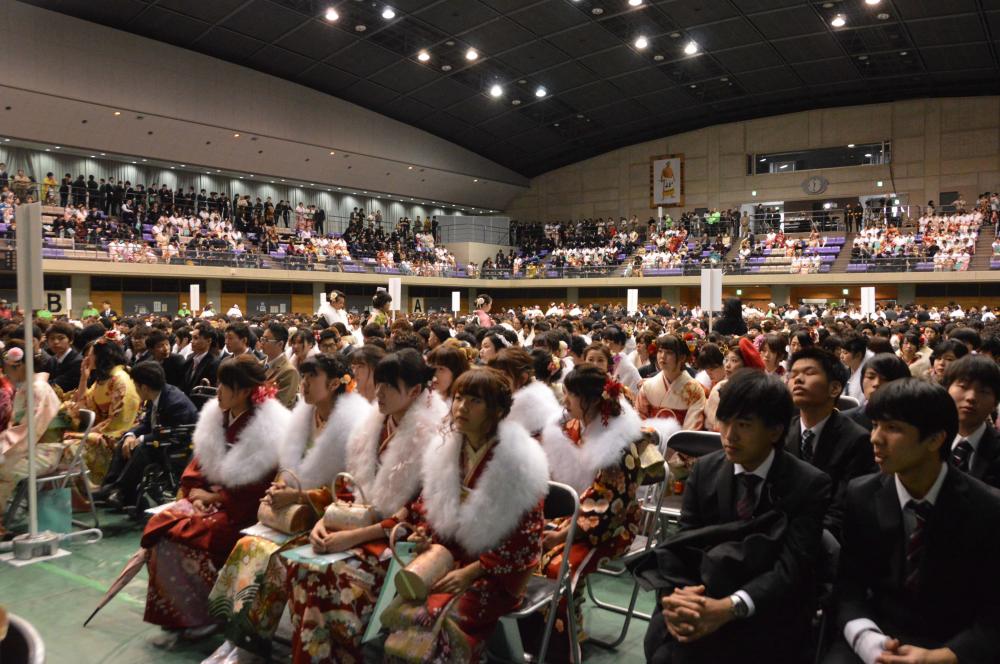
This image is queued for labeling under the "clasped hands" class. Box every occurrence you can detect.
[661,585,732,644]
[874,640,957,664]
[262,481,301,510]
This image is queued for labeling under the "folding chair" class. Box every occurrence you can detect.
[4,408,98,530]
[836,395,859,411]
[585,429,722,649]
[488,481,581,664]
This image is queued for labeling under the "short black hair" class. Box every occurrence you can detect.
[146,329,170,349]
[789,346,848,388]
[930,339,969,362]
[942,354,1000,401]
[225,322,251,342]
[866,378,958,459]
[46,321,76,341]
[864,353,911,383]
[300,353,352,395]
[266,322,289,345]
[131,361,166,391]
[603,326,627,347]
[655,334,690,362]
[716,369,794,445]
[841,332,868,357]
[948,327,981,351]
[373,348,433,389]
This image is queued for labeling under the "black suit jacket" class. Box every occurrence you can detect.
[128,384,198,439]
[785,410,874,538]
[48,348,81,394]
[160,353,187,391]
[966,425,1000,490]
[642,449,831,663]
[833,469,1000,662]
[841,406,872,432]
[182,352,219,394]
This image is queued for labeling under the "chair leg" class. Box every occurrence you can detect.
[584,575,652,621]
[565,591,581,664]
[3,480,27,529]
[83,471,99,528]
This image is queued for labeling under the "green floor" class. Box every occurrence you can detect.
[1,512,654,663]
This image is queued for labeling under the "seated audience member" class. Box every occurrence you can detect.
[45,321,82,395]
[928,339,968,385]
[259,322,300,409]
[942,355,1000,489]
[183,323,221,396]
[825,379,1000,664]
[139,355,287,646]
[489,346,562,437]
[842,353,911,431]
[96,362,198,510]
[636,334,707,430]
[145,329,187,391]
[635,369,831,664]
[0,342,71,536]
[223,322,263,362]
[785,347,874,539]
[603,325,642,393]
[840,332,874,408]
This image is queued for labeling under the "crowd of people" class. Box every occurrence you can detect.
[851,210,983,271]
[1,288,999,663]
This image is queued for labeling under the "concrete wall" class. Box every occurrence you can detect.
[505,97,1000,221]
[447,242,513,267]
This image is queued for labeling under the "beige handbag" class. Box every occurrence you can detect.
[322,472,379,531]
[389,523,455,602]
[256,469,321,535]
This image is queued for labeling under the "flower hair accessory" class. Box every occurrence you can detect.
[3,346,24,364]
[599,377,623,426]
[97,329,121,345]
[251,383,278,405]
[340,373,352,385]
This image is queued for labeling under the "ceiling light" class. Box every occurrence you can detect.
[512,99,521,105]
[142,159,147,162]
[634,36,648,49]
[653,54,664,61]
[355,24,366,32]
[865,0,881,5]
[465,48,479,61]
[831,14,846,27]
[170,166,174,169]
[329,151,335,155]
[44,148,50,152]
[417,50,430,62]
[628,0,642,5]
[54,146,60,149]
[864,153,873,157]
[113,111,121,116]
[535,86,547,98]
[779,164,788,169]
[473,179,479,182]
[876,180,883,187]
[751,190,757,196]
[181,164,186,167]
[100,153,106,155]
[489,84,503,97]
[759,157,766,162]
[324,7,339,21]
[684,41,698,55]
[847,143,855,148]
[408,166,413,170]
[441,64,452,71]
[877,13,890,20]
[381,7,395,19]
[233,133,240,137]
[900,51,908,56]
[90,155,96,158]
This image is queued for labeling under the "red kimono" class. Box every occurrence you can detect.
[141,398,286,629]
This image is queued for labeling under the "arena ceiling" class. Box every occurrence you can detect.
[22,0,1000,178]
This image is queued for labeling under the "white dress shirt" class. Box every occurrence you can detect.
[951,421,987,471]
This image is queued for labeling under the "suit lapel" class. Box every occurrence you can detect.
[874,475,905,586]
[971,425,999,479]
[784,416,802,459]
[716,457,737,522]
[813,411,839,468]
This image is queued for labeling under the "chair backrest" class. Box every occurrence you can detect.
[543,481,579,521]
[837,395,860,411]
[64,408,96,470]
[665,430,722,458]
[190,385,218,400]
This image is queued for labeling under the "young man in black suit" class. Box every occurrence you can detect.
[825,378,1000,664]
[641,370,832,663]
[182,323,220,397]
[786,347,875,539]
[942,354,1000,489]
[145,329,187,391]
[44,321,82,394]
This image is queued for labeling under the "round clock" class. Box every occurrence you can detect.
[802,175,829,195]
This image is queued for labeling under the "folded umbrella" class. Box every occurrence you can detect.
[83,548,148,627]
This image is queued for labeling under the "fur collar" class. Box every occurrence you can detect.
[508,380,563,435]
[192,398,288,487]
[421,420,549,555]
[279,392,374,489]
[345,389,447,517]
[541,402,643,493]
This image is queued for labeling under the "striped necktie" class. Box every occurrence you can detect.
[904,500,932,593]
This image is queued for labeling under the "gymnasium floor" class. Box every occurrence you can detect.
[0,512,653,663]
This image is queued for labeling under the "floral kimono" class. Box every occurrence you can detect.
[208,392,371,655]
[635,369,706,431]
[284,390,446,664]
[535,404,646,659]
[64,364,141,484]
[140,397,287,629]
[381,420,549,663]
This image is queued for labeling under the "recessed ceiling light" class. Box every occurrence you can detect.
[628,0,642,6]
[181,164,186,167]
[131,161,137,164]
[142,159,147,162]
[233,133,240,137]
[54,146,60,149]
[90,155,96,158]
[653,54,664,61]
[489,84,503,97]
[634,36,648,49]
[170,166,174,169]
[831,14,846,27]
[113,111,121,116]
[512,99,521,105]
[473,179,479,182]
[408,165,413,170]
[215,169,220,172]
[417,50,430,62]
[900,51,908,56]
[684,41,698,55]
[865,153,873,157]
[689,84,697,88]
[100,153,106,155]
[779,164,788,169]
[324,7,339,21]
[270,181,275,183]
[239,176,244,179]
[465,48,479,61]
[355,24,366,32]
[858,54,868,60]
[381,7,395,19]
[441,64,452,71]
[535,86,547,98]
[865,0,881,5]
[44,148,50,152]
[281,179,285,182]
[329,151,336,155]
[759,157,766,162]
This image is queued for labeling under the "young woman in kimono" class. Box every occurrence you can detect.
[534,364,653,662]
[284,348,447,663]
[140,355,288,647]
[204,354,372,663]
[635,334,706,431]
[489,347,563,438]
[380,368,549,663]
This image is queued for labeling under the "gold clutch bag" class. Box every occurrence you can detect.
[389,523,455,602]
[322,472,379,531]
[256,469,321,535]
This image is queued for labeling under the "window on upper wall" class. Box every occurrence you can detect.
[747,141,891,175]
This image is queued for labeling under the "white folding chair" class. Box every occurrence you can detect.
[488,481,581,664]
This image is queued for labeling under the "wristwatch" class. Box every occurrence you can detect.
[729,594,749,619]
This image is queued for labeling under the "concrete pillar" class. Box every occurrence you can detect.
[660,285,680,304]
[896,283,916,305]
[70,273,90,318]
[567,287,579,304]
[206,278,222,313]
[313,281,327,313]
[467,287,477,316]
[770,285,791,306]
[400,284,410,315]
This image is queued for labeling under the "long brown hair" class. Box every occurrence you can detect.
[450,368,513,438]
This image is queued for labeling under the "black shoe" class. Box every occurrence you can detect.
[91,485,115,503]
[106,489,126,511]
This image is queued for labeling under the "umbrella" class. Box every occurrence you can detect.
[83,548,148,627]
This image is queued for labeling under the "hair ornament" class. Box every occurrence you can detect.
[251,382,278,405]
[599,377,623,426]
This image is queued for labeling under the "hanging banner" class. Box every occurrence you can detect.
[861,287,876,316]
[388,278,401,312]
[650,153,685,208]
[189,284,200,313]
[627,289,639,314]
[451,291,461,313]
[700,269,723,312]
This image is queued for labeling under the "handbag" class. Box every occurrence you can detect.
[389,523,455,602]
[322,472,379,531]
[382,590,465,664]
[256,469,320,535]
